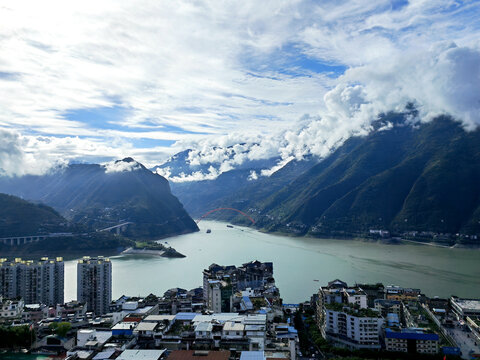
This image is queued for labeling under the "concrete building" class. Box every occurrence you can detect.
[385,328,439,354]
[56,301,87,320]
[77,256,112,315]
[23,303,49,323]
[316,280,383,350]
[206,280,232,313]
[385,285,421,301]
[0,296,24,320]
[0,257,64,306]
[374,299,402,318]
[344,288,368,309]
[323,304,384,350]
[450,297,480,319]
[203,261,273,303]
[316,280,367,329]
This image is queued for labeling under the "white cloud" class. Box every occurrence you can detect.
[0,129,66,176]
[0,0,479,176]
[103,159,142,173]
[167,166,221,183]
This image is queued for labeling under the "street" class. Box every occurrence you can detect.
[446,322,480,359]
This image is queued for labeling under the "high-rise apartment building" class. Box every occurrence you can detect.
[77,256,112,315]
[0,257,64,306]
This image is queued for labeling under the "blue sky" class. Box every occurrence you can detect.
[0,0,480,177]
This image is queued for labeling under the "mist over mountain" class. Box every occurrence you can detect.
[161,115,480,243]
[152,146,281,182]
[0,158,199,240]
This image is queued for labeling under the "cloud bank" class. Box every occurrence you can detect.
[0,0,479,177]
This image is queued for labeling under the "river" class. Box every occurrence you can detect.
[64,220,480,303]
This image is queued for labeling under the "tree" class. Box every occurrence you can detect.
[49,322,72,337]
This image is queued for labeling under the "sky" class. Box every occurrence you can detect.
[1,0,480,178]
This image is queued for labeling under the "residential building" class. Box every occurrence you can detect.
[323,304,384,350]
[343,288,368,309]
[206,280,232,313]
[316,280,383,350]
[316,280,367,329]
[203,261,273,303]
[356,283,384,308]
[385,286,421,301]
[385,328,439,354]
[374,299,402,318]
[0,296,24,320]
[450,297,480,319]
[23,303,49,323]
[77,256,112,315]
[56,301,87,320]
[0,257,64,306]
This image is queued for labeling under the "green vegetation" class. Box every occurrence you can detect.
[134,241,167,250]
[0,325,35,349]
[0,158,200,257]
[227,115,480,242]
[0,193,68,237]
[165,115,480,243]
[166,321,193,336]
[0,232,132,258]
[294,307,457,360]
[252,298,267,310]
[131,240,186,258]
[325,303,381,318]
[49,322,72,338]
[0,158,199,245]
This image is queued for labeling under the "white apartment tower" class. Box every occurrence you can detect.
[77,256,112,315]
[0,257,64,306]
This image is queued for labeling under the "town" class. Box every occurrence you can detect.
[0,257,479,360]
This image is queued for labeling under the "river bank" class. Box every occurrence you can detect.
[251,225,480,249]
[63,220,480,303]
[121,247,185,258]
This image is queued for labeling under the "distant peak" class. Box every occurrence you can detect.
[103,158,145,173]
[118,157,136,163]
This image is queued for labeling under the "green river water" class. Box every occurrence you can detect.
[64,220,480,303]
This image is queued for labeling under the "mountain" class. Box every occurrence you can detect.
[151,147,285,217]
[152,147,281,180]
[0,158,199,239]
[164,115,480,244]
[241,115,480,240]
[0,193,68,237]
[185,155,321,218]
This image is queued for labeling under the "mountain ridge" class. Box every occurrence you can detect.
[159,115,480,244]
[0,158,199,240]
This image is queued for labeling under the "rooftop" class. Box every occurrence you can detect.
[451,298,480,311]
[92,349,116,360]
[325,303,381,318]
[240,352,265,360]
[136,322,158,332]
[167,350,230,360]
[223,321,245,331]
[175,312,198,321]
[144,315,176,322]
[385,328,439,341]
[117,349,166,360]
[195,322,213,332]
[192,313,241,324]
[112,322,136,330]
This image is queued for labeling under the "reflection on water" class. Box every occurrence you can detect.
[64,221,480,303]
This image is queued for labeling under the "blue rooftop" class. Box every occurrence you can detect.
[385,328,439,341]
[240,351,265,360]
[174,312,197,321]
